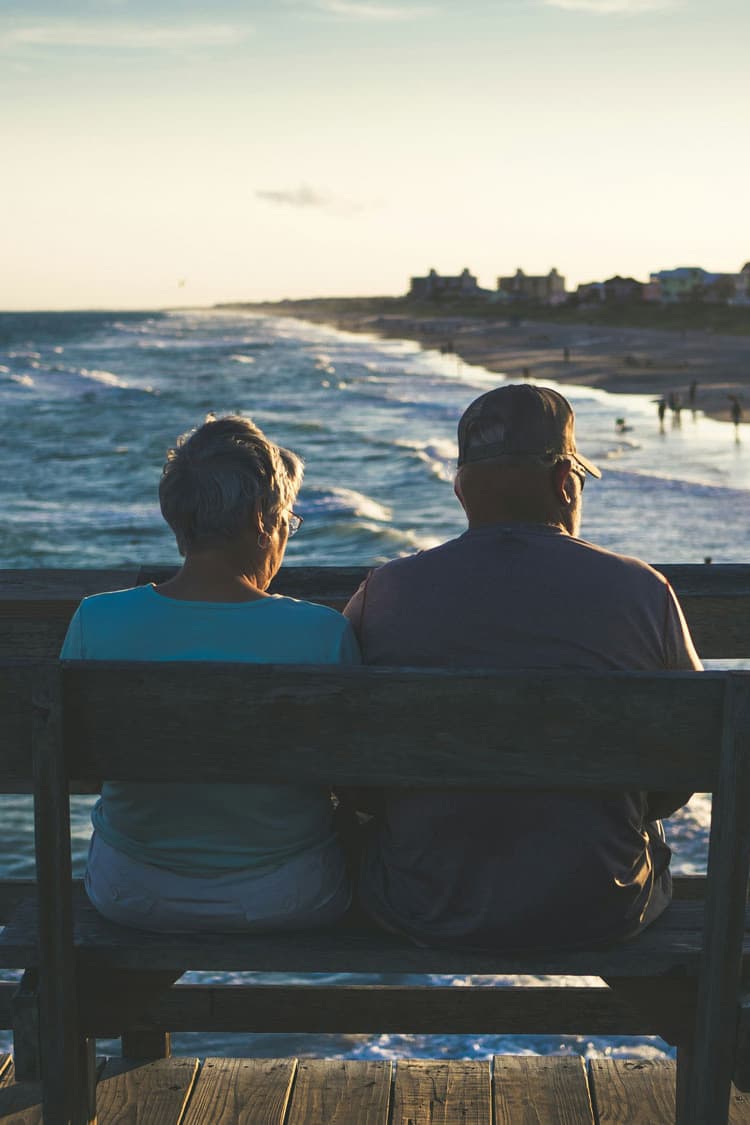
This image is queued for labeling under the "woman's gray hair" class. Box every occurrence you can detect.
[159,414,304,555]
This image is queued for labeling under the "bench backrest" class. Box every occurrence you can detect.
[58,662,727,789]
[3,563,750,659]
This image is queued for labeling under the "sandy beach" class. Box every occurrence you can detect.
[255,305,750,425]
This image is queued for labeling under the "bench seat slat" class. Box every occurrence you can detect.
[2,896,748,977]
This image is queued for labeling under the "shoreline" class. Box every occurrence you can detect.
[243,303,750,425]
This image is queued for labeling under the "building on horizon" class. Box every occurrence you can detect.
[646,263,750,304]
[497,268,566,305]
[602,276,645,303]
[647,266,718,303]
[409,268,480,300]
[575,281,605,305]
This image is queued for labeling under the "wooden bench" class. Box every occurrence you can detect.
[0,564,749,1122]
[0,660,749,1124]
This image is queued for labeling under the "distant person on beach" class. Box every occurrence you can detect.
[61,415,359,933]
[344,384,701,950]
[657,398,667,430]
[668,392,682,427]
[730,396,743,438]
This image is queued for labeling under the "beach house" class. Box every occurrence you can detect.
[408,268,480,300]
[497,268,567,305]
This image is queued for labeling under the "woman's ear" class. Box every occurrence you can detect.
[252,505,266,536]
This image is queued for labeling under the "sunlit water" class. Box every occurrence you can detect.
[2,308,749,1060]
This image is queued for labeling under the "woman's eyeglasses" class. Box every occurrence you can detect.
[288,512,304,537]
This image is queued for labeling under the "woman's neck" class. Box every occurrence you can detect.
[154,550,269,603]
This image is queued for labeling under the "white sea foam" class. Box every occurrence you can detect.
[315,488,393,523]
[79,368,128,388]
[229,354,255,365]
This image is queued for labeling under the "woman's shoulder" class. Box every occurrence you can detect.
[78,584,152,616]
[268,595,349,629]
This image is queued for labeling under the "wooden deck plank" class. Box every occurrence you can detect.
[589,1059,676,1123]
[392,1059,491,1124]
[96,1057,199,1124]
[0,1056,103,1124]
[0,1054,42,1125]
[181,1058,296,1125]
[589,1058,750,1123]
[493,1056,594,1124]
[285,1059,391,1125]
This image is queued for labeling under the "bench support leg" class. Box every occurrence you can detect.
[11,969,40,1082]
[121,1029,171,1059]
[675,1040,694,1124]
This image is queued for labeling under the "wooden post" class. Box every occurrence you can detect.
[684,673,750,1124]
[32,663,96,1124]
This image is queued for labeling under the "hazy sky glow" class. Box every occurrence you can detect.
[2,0,748,309]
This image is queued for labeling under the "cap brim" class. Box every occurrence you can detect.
[572,452,602,479]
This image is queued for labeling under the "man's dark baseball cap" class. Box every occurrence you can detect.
[457,384,601,479]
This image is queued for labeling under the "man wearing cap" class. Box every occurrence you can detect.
[344,384,701,949]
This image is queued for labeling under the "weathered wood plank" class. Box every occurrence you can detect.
[4,563,750,607]
[493,1055,594,1124]
[3,891,737,976]
[81,983,681,1038]
[589,1058,674,1123]
[181,1058,296,1125]
[96,1057,198,1123]
[62,663,724,790]
[31,663,93,1125]
[0,986,16,1033]
[0,666,31,781]
[0,1057,103,1124]
[120,1030,171,1061]
[0,869,708,928]
[391,1059,491,1124]
[688,675,750,1124]
[0,1064,44,1124]
[3,563,750,657]
[0,884,38,926]
[285,1059,391,1125]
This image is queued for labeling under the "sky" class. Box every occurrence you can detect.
[2,0,748,310]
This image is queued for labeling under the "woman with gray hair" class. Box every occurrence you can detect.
[61,415,359,932]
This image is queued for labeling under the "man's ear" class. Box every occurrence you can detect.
[551,459,575,505]
[454,472,467,513]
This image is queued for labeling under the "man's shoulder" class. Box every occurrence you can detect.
[563,534,669,588]
[366,539,462,584]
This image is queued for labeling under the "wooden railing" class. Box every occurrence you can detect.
[1,563,750,659]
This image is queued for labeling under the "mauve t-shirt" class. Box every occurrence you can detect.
[344,523,702,949]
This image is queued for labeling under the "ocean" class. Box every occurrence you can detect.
[2,307,748,1061]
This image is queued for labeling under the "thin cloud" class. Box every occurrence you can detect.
[256,185,368,216]
[0,22,248,50]
[256,186,331,209]
[315,0,434,20]
[543,0,677,11]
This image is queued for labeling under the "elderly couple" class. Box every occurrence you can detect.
[62,384,701,951]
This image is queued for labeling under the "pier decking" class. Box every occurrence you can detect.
[1,1054,749,1124]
